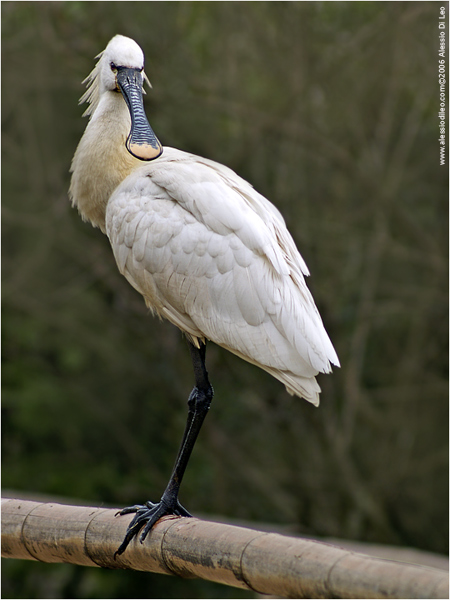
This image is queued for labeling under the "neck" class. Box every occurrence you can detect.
[69,92,142,233]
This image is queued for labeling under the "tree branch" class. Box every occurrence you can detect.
[1,498,447,599]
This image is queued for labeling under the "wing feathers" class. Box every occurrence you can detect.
[105,147,339,403]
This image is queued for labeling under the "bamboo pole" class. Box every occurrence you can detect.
[1,498,448,599]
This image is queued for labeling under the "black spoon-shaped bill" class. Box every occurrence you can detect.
[116,67,163,161]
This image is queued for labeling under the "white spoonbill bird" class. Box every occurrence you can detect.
[69,34,339,556]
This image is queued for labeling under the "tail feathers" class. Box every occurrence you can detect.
[265,367,322,406]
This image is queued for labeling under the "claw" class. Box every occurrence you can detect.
[114,498,192,557]
[116,500,156,517]
[139,503,167,543]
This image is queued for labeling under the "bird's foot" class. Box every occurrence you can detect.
[114,498,191,557]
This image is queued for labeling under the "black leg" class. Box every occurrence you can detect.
[115,339,214,556]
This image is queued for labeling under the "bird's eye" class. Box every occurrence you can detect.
[110,62,117,72]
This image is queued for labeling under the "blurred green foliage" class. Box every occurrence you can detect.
[2,1,448,598]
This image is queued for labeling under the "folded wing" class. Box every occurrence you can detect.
[106,148,339,404]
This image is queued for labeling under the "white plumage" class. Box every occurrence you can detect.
[70,35,339,406]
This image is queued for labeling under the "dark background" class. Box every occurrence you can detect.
[2,2,448,598]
